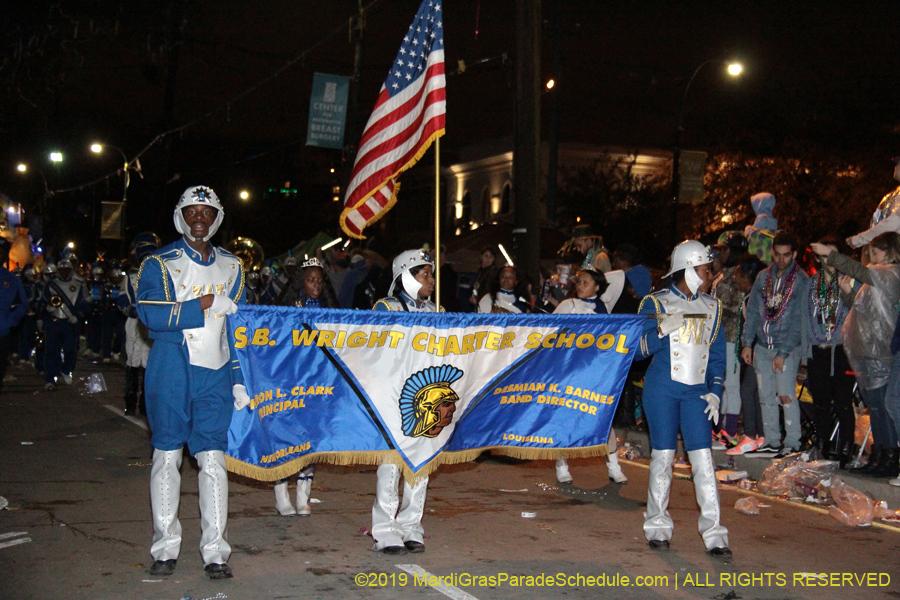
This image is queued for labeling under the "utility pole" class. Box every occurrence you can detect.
[513,0,542,287]
[343,0,366,198]
[546,0,561,227]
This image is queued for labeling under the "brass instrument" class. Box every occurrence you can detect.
[49,295,63,308]
[225,237,265,272]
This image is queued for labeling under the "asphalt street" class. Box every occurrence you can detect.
[1,359,898,600]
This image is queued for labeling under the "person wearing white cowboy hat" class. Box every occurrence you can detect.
[636,240,731,557]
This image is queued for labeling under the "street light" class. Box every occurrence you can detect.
[90,143,129,200]
[239,190,250,201]
[670,59,742,243]
[16,163,52,209]
[91,143,130,246]
[49,152,63,162]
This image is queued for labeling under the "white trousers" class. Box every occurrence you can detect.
[125,317,152,368]
[371,464,428,549]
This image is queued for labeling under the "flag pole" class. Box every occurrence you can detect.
[434,137,441,309]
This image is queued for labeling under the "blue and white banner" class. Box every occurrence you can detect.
[225,306,643,481]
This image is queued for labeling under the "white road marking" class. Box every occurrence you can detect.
[396,564,480,600]
[0,531,28,540]
[104,405,149,430]
[0,537,32,550]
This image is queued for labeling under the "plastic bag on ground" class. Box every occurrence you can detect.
[828,476,874,526]
[756,452,838,497]
[734,496,760,515]
[84,373,107,395]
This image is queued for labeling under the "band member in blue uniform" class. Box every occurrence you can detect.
[0,239,27,392]
[273,257,338,517]
[101,263,126,362]
[16,266,39,365]
[42,258,89,390]
[371,249,437,555]
[552,267,628,485]
[85,264,105,358]
[637,240,731,556]
[137,186,247,579]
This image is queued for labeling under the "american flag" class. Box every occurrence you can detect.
[339,0,446,239]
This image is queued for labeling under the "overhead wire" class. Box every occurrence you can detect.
[51,0,386,196]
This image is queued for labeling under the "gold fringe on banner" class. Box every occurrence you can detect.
[225,444,609,485]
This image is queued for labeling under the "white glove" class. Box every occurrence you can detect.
[233,384,251,411]
[701,393,720,425]
[210,294,238,316]
[657,313,685,338]
[67,315,79,325]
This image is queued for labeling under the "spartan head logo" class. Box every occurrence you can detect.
[399,365,464,438]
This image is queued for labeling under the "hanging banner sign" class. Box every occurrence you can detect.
[305,73,350,150]
[679,150,707,203]
[225,306,643,482]
[100,202,124,240]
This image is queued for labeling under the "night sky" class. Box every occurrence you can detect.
[1,1,898,260]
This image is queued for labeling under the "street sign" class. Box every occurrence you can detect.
[679,150,707,203]
[306,73,350,150]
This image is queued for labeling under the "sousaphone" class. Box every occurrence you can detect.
[225,237,265,272]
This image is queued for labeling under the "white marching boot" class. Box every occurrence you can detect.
[644,449,675,548]
[396,474,429,551]
[150,448,183,570]
[296,470,313,517]
[688,448,731,555]
[555,458,573,483]
[274,479,297,516]
[604,428,627,483]
[372,464,404,552]
[607,452,628,484]
[196,450,232,577]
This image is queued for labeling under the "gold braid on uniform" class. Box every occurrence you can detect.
[710,297,723,344]
[233,253,246,302]
[373,299,396,311]
[134,255,172,301]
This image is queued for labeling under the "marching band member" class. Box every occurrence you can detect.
[137,186,246,579]
[119,232,160,415]
[637,240,731,556]
[552,268,628,485]
[17,266,40,365]
[0,239,26,393]
[42,258,89,390]
[273,257,338,517]
[477,264,531,314]
[370,249,437,555]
